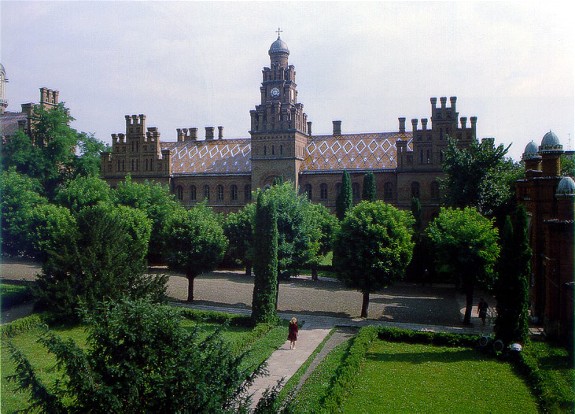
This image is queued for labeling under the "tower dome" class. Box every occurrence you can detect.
[522,140,540,160]
[556,176,575,197]
[539,130,562,152]
[269,36,289,56]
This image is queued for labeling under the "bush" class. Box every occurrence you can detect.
[0,283,34,310]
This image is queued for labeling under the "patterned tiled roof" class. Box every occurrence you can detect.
[163,139,252,175]
[302,132,412,172]
[0,111,28,138]
[163,132,413,176]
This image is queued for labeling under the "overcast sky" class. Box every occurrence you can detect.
[2,1,573,160]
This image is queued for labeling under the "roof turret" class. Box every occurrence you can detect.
[539,130,562,153]
[556,176,575,197]
[522,140,540,160]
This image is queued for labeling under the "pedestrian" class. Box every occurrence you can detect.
[288,317,298,350]
[477,298,489,326]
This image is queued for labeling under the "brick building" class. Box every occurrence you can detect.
[517,133,574,344]
[100,35,477,222]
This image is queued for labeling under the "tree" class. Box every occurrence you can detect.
[223,204,255,275]
[9,298,258,413]
[2,103,106,198]
[162,203,228,302]
[53,175,111,213]
[336,170,353,220]
[426,207,500,324]
[333,201,415,318]
[560,153,574,177]
[251,191,279,324]
[112,176,182,263]
[362,171,377,201]
[34,203,166,322]
[441,137,522,224]
[306,202,339,280]
[0,169,47,256]
[494,206,530,344]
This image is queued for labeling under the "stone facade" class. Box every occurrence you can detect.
[516,133,574,344]
[100,36,477,221]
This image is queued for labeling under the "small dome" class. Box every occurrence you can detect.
[269,36,289,55]
[522,140,540,160]
[540,130,562,152]
[556,176,575,197]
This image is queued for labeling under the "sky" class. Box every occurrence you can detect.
[1,1,573,161]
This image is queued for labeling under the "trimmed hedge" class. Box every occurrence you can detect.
[178,307,252,327]
[377,326,479,347]
[0,314,45,339]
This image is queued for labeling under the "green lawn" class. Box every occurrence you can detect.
[1,316,287,414]
[339,341,539,414]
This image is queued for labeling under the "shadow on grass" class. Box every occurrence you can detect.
[364,348,478,364]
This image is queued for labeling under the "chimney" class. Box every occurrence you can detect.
[421,118,428,131]
[398,117,406,133]
[190,127,198,140]
[218,126,223,139]
[450,96,457,111]
[440,97,447,109]
[307,121,312,136]
[430,97,437,110]
[205,127,214,140]
[460,117,467,128]
[333,120,342,136]
[411,118,418,132]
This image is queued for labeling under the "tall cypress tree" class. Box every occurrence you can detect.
[251,191,279,324]
[336,170,353,221]
[494,205,530,344]
[362,172,377,201]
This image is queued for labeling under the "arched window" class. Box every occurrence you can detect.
[304,184,312,200]
[384,182,393,201]
[230,185,238,201]
[204,185,210,200]
[411,181,420,199]
[431,181,440,200]
[176,186,183,201]
[217,185,224,201]
[244,184,252,201]
[352,182,360,201]
[190,185,197,201]
[320,183,328,200]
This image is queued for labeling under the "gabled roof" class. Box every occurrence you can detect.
[0,111,28,137]
[162,131,413,176]
[302,132,412,173]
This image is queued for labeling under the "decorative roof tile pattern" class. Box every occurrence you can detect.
[302,132,412,172]
[163,139,252,175]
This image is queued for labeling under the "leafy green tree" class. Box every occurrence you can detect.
[9,298,258,413]
[362,171,377,201]
[251,191,279,324]
[560,153,574,177]
[112,176,182,263]
[494,206,530,344]
[53,175,111,213]
[441,137,522,224]
[2,103,106,198]
[336,170,353,220]
[333,201,415,318]
[223,204,255,275]
[426,207,500,324]
[21,203,76,261]
[162,203,228,302]
[306,202,339,280]
[0,169,47,256]
[34,203,166,322]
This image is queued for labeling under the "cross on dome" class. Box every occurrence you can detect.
[275,27,283,38]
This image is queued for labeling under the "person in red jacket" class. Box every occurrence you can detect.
[288,317,298,350]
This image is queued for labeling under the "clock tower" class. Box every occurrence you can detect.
[250,30,309,189]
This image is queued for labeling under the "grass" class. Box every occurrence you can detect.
[340,340,538,414]
[0,313,288,414]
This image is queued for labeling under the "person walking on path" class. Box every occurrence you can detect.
[477,298,489,326]
[288,317,298,350]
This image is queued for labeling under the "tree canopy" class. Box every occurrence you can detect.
[9,299,258,413]
[336,170,353,221]
[426,207,500,324]
[333,201,415,318]
[162,203,228,302]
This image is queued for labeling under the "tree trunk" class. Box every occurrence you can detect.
[311,266,318,281]
[245,263,252,276]
[187,272,195,302]
[361,291,370,318]
[463,280,474,325]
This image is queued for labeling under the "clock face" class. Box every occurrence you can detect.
[270,87,280,98]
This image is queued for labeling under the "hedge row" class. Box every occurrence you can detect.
[0,283,34,311]
[178,307,252,327]
[0,314,45,339]
[376,326,479,347]
[320,326,379,412]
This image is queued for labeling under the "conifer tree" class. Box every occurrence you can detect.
[494,205,530,344]
[251,191,279,324]
[362,172,377,201]
[336,170,353,220]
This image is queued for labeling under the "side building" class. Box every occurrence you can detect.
[100,35,477,223]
